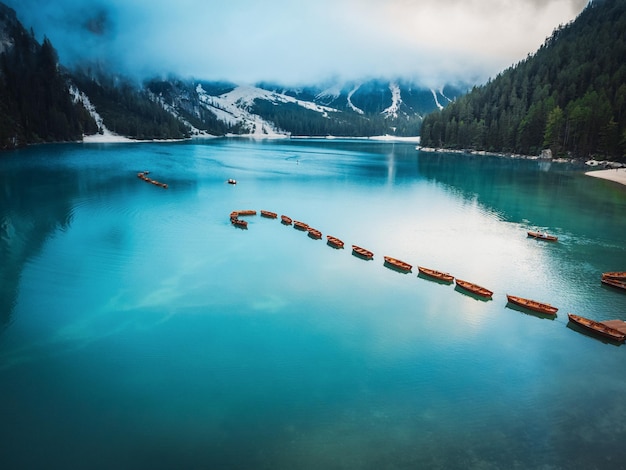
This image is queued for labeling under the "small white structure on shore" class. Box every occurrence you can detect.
[539,149,552,159]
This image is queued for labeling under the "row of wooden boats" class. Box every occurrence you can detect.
[137,171,168,189]
[230,209,258,228]
[230,209,626,343]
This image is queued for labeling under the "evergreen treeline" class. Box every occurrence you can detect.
[0,5,96,149]
[72,72,189,140]
[420,0,626,160]
[251,100,422,137]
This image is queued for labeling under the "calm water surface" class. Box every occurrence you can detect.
[1,139,625,469]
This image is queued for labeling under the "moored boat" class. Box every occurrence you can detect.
[602,271,626,280]
[384,256,412,272]
[567,313,626,342]
[307,227,322,239]
[237,210,257,216]
[280,215,292,225]
[601,277,626,291]
[260,210,277,218]
[326,235,344,248]
[231,218,248,228]
[352,245,373,259]
[455,279,493,298]
[293,220,309,230]
[527,230,558,241]
[227,179,237,184]
[506,294,558,315]
[417,266,454,283]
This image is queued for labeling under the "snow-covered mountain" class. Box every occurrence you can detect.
[0,0,466,144]
[144,77,466,138]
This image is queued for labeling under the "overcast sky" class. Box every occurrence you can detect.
[6,0,588,87]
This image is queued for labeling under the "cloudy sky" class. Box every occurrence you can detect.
[6,0,588,86]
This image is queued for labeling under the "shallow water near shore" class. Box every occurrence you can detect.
[1,139,626,469]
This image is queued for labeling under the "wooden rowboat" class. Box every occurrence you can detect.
[601,277,626,291]
[506,294,558,315]
[567,313,626,342]
[417,266,454,283]
[237,210,257,216]
[281,215,292,225]
[326,235,344,248]
[384,256,412,272]
[260,210,277,218]
[602,271,626,280]
[455,279,493,298]
[527,230,558,241]
[352,245,373,259]
[231,218,247,228]
[293,220,309,231]
[307,228,322,239]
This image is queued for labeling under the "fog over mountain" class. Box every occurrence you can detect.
[5,0,587,87]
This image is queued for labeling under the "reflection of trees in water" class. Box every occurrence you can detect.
[416,152,625,237]
[0,165,79,327]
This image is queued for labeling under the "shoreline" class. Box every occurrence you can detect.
[585,168,626,187]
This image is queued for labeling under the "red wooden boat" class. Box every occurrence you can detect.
[307,228,322,239]
[602,271,626,280]
[237,210,257,216]
[384,256,412,272]
[293,220,309,230]
[567,314,626,342]
[455,279,493,298]
[527,230,558,241]
[280,215,292,225]
[326,235,344,248]
[601,277,626,291]
[352,245,373,259]
[260,210,277,218]
[506,294,558,315]
[231,218,248,228]
[418,266,454,283]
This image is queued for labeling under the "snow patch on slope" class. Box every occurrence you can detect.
[439,88,454,104]
[347,83,364,114]
[431,89,444,111]
[196,84,339,136]
[315,83,343,104]
[70,85,135,142]
[381,83,401,118]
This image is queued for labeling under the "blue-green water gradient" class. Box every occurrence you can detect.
[1,140,625,469]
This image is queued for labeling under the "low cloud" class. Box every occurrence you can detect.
[5,0,588,87]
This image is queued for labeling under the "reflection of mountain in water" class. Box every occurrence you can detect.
[0,161,80,326]
[416,152,626,238]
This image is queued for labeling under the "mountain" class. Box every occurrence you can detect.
[0,0,465,146]
[144,77,466,138]
[0,3,96,149]
[420,0,626,161]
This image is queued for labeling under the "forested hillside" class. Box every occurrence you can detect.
[420,0,626,160]
[0,4,96,149]
[72,71,189,140]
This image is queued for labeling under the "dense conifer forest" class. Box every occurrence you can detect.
[72,72,189,140]
[0,5,96,149]
[420,0,626,160]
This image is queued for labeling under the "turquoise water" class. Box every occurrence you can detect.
[1,140,625,469]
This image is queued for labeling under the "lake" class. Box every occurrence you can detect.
[1,139,625,469]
